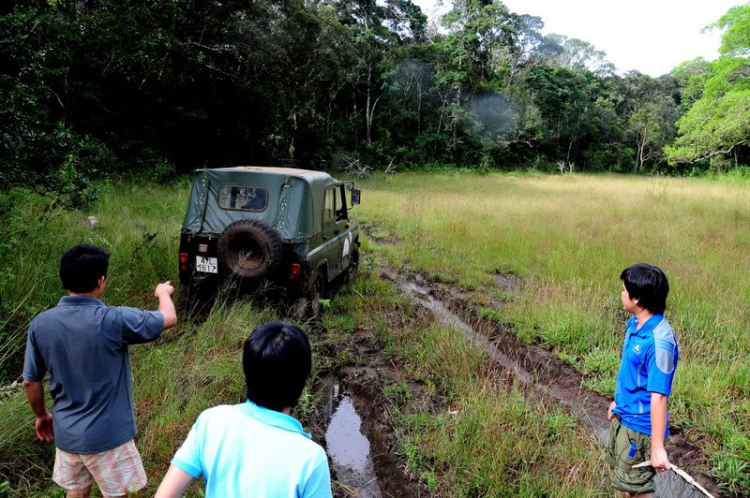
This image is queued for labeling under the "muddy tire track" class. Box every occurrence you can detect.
[379,265,724,498]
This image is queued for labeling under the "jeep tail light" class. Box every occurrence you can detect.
[179,252,188,271]
[290,263,301,283]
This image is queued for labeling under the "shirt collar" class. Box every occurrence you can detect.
[239,400,311,439]
[58,296,105,307]
[631,314,664,337]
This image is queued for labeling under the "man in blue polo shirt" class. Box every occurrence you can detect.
[23,244,177,497]
[155,322,332,498]
[606,263,679,497]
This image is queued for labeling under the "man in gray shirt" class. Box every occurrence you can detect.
[22,244,177,498]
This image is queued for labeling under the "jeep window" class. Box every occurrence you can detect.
[335,186,346,221]
[218,185,268,212]
[325,188,336,220]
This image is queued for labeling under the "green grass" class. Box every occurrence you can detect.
[356,171,750,491]
[334,271,608,496]
[2,171,749,495]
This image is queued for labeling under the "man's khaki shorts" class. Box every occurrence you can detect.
[53,439,147,497]
[606,416,657,495]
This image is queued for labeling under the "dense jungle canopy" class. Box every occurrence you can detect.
[1,0,749,196]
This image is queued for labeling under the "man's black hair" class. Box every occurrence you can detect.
[60,244,110,294]
[620,263,669,315]
[243,322,311,411]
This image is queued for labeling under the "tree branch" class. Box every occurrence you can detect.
[0,21,40,45]
[685,140,749,163]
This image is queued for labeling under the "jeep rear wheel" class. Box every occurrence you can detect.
[291,270,326,319]
[217,219,283,279]
[309,271,326,317]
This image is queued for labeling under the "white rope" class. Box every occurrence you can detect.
[632,461,716,498]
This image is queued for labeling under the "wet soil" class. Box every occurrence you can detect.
[378,265,724,498]
[326,393,382,498]
[360,224,403,245]
[307,322,427,498]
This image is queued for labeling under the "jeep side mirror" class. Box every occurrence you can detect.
[351,188,361,206]
[345,181,354,191]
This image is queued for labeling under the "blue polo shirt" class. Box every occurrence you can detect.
[172,400,332,498]
[612,314,679,437]
[22,296,164,453]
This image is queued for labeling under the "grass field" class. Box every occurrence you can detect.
[0,172,748,495]
[355,171,750,492]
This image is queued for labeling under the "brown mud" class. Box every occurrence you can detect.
[378,264,724,498]
[306,321,427,498]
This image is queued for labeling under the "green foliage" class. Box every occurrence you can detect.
[667,4,750,168]
[708,3,750,58]
[0,481,13,498]
[1,0,747,206]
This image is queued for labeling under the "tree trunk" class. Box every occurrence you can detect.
[288,105,298,158]
[452,88,462,142]
[506,47,519,93]
[353,88,358,146]
[566,137,574,165]
[366,61,372,145]
[417,79,422,134]
[638,125,648,172]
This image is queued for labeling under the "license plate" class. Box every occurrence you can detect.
[196,256,218,274]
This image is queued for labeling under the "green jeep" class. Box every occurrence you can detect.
[178,166,361,315]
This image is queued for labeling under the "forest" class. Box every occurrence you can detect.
[1,0,749,199]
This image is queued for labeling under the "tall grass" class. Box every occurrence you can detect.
[356,171,750,491]
[330,271,609,496]
[0,179,189,380]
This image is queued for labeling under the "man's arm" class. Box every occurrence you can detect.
[23,380,53,442]
[154,465,195,498]
[121,282,176,345]
[650,392,671,471]
[155,281,177,330]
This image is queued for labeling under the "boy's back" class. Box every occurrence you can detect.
[172,402,330,498]
[156,322,332,498]
[25,299,164,453]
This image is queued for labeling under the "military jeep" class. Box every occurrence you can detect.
[178,166,361,315]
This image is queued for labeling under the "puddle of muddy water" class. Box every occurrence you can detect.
[326,392,383,498]
[397,278,704,498]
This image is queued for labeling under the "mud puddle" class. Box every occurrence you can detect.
[321,377,383,498]
[326,392,383,498]
[386,269,714,498]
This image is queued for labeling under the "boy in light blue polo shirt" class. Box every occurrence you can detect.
[606,263,679,498]
[155,322,332,498]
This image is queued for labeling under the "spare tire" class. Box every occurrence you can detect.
[217,219,283,279]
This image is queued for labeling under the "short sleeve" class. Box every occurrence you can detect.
[23,325,46,382]
[646,338,677,396]
[301,449,332,498]
[171,417,204,479]
[119,307,164,345]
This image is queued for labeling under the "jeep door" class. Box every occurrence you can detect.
[335,184,352,270]
[322,186,344,280]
